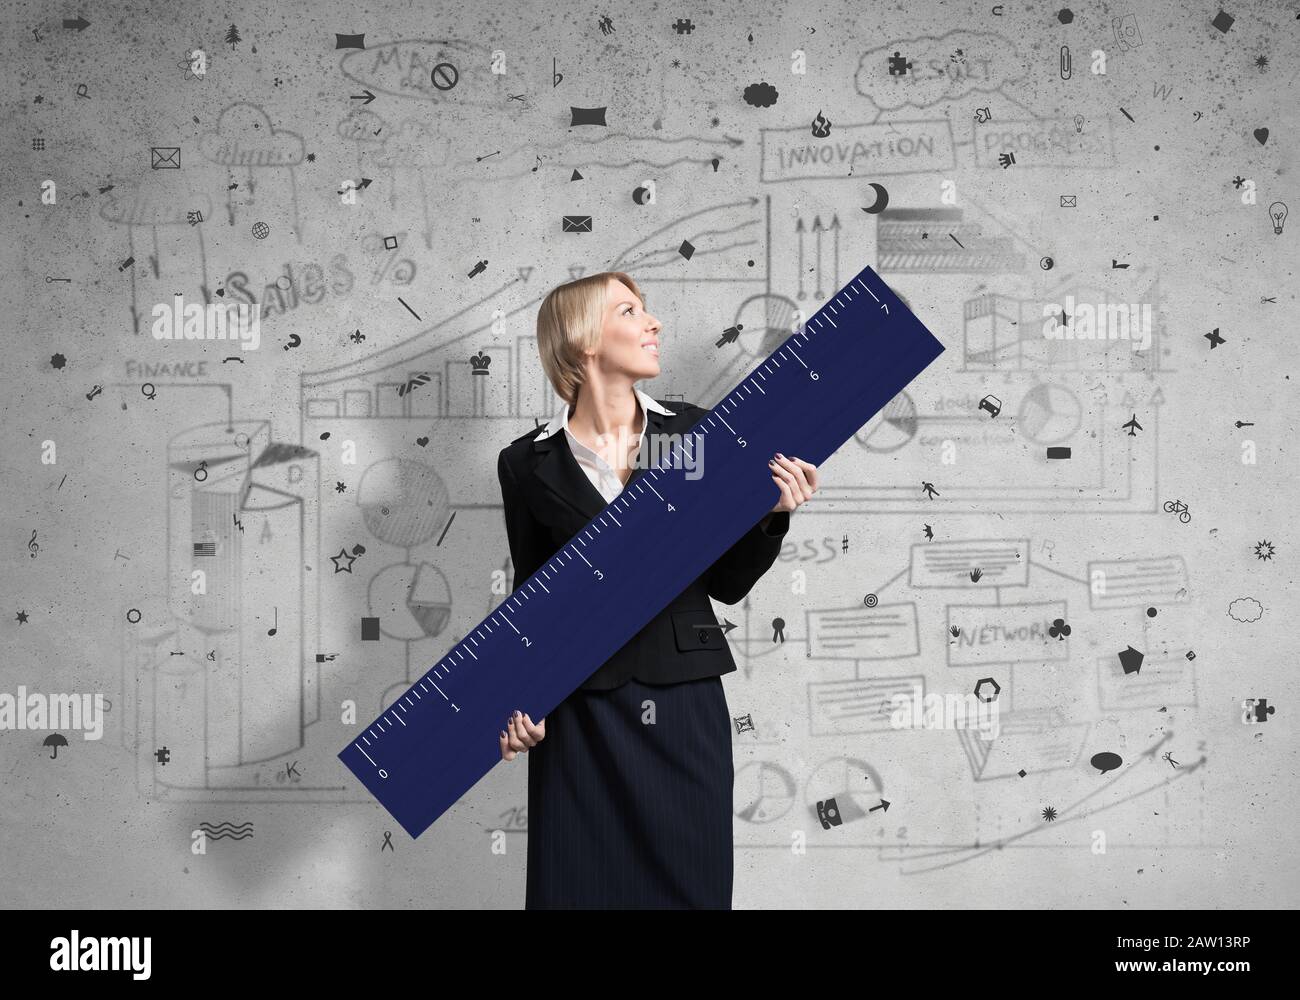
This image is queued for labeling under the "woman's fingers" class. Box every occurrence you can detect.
[500,710,548,760]
[770,471,796,512]
[519,712,545,742]
[790,456,819,492]
[774,454,814,498]
[504,715,528,751]
[510,713,536,749]
[769,457,807,503]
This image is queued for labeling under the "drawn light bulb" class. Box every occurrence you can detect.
[1074,115,1084,133]
[1269,201,1288,235]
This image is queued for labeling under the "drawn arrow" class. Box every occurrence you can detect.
[62,16,89,30]
[98,184,114,194]
[350,90,376,105]
[338,177,373,194]
[690,618,738,635]
[869,799,891,813]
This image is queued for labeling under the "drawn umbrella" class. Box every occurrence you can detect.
[44,733,69,759]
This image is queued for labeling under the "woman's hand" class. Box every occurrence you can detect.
[500,710,546,761]
[768,454,818,513]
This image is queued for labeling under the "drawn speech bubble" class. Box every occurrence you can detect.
[1228,597,1264,623]
[1091,751,1123,774]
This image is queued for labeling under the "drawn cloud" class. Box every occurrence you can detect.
[337,108,388,145]
[854,31,1028,117]
[199,103,304,167]
[1228,597,1264,623]
[100,182,213,227]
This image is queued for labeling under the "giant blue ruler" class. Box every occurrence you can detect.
[339,264,946,837]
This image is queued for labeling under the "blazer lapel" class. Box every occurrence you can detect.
[530,403,676,521]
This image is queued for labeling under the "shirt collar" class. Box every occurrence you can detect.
[535,387,675,442]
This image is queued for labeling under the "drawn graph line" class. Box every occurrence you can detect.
[911,737,1176,860]
[893,754,1203,874]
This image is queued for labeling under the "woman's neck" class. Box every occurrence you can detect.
[568,381,644,466]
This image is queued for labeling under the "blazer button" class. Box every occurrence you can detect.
[697,629,710,644]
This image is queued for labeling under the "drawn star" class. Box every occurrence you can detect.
[1205,327,1225,348]
[50,353,66,370]
[1232,175,1245,189]
[335,481,347,493]
[1041,806,1058,822]
[710,116,720,127]
[16,611,29,624]
[306,153,315,162]
[330,548,357,573]
[1254,540,1275,561]
[1255,55,1268,70]
[670,58,682,68]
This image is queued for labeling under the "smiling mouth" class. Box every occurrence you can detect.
[642,343,659,356]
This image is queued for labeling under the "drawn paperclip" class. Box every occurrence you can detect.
[1060,45,1072,80]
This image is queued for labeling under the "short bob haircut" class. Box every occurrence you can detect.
[536,271,645,407]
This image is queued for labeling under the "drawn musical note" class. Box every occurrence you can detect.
[268,607,278,637]
[28,530,39,558]
[531,155,541,172]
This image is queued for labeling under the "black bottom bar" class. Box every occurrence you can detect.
[3,909,1286,984]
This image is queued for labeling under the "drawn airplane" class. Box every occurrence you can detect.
[1122,414,1142,436]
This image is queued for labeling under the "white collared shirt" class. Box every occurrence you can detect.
[536,388,676,503]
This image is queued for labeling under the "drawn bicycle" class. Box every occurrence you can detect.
[1163,499,1191,523]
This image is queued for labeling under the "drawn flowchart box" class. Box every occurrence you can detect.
[957,709,1089,781]
[1087,556,1190,611]
[807,675,926,736]
[910,539,1030,588]
[946,600,1067,666]
[1097,655,1197,710]
[806,603,919,661]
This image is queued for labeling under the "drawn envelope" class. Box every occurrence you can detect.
[151,147,181,169]
[561,215,592,233]
[1060,194,1077,208]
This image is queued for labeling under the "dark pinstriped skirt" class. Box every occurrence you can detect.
[525,675,734,910]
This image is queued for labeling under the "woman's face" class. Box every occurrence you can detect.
[589,277,661,381]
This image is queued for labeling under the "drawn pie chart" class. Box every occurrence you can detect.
[1017,383,1081,445]
[804,756,884,826]
[854,390,917,452]
[734,760,797,824]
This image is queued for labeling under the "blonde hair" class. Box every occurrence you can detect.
[536,271,645,406]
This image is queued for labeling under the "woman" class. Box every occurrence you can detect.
[495,271,819,909]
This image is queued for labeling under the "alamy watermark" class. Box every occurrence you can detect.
[585,427,706,480]
[1042,296,1152,351]
[0,688,105,740]
[151,293,261,351]
[889,685,1000,740]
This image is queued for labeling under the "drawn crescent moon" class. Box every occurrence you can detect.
[861,183,889,214]
[632,186,648,205]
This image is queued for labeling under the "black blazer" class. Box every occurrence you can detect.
[496,398,791,691]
